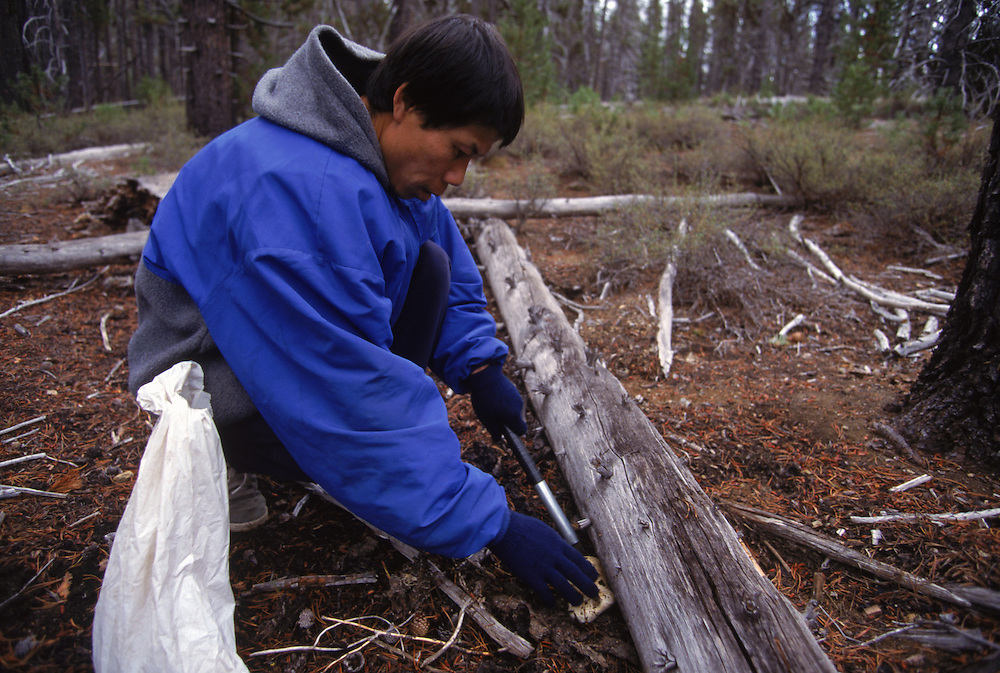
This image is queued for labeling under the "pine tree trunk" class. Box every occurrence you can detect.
[181,0,235,138]
[895,110,1000,468]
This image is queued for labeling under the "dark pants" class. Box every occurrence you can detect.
[218,240,451,481]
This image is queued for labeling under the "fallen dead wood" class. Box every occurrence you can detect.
[723,501,1000,615]
[476,217,836,673]
[0,143,151,177]
[656,219,685,378]
[303,484,535,659]
[134,171,797,214]
[0,232,145,275]
[0,188,795,275]
[849,507,1000,525]
[240,572,377,597]
[0,268,108,315]
[787,215,951,317]
[446,192,795,220]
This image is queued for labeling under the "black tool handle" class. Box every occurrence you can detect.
[501,425,544,484]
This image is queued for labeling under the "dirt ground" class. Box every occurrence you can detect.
[1,153,998,673]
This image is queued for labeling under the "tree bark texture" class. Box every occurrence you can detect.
[182,0,235,138]
[897,111,1000,466]
[0,0,29,105]
[475,218,836,673]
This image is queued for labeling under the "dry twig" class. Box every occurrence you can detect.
[0,267,108,319]
[240,572,377,597]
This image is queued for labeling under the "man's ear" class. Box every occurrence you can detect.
[391,83,410,123]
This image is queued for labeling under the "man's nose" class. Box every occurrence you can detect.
[444,158,472,186]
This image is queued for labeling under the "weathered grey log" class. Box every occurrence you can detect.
[134,171,794,214]
[0,231,148,275]
[0,143,151,177]
[447,192,795,220]
[0,172,793,275]
[476,217,836,673]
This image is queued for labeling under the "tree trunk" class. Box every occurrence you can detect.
[0,0,29,106]
[475,217,836,673]
[807,0,837,95]
[933,0,978,96]
[895,110,1000,468]
[181,0,235,138]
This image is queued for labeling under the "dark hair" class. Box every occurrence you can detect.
[366,15,524,147]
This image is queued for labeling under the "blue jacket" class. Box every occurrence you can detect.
[129,27,511,557]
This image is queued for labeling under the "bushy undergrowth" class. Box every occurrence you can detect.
[1,94,202,173]
[588,181,772,334]
[509,101,749,194]
[3,91,987,249]
[739,113,987,242]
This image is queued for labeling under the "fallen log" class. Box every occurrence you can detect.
[0,173,793,275]
[446,192,796,220]
[475,217,835,673]
[0,231,148,275]
[133,172,795,213]
[0,143,151,177]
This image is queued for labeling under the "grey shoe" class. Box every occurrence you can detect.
[227,467,268,532]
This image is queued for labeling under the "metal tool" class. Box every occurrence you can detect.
[501,425,579,545]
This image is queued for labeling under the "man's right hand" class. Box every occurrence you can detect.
[488,511,599,606]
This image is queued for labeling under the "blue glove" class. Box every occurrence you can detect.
[488,511,600,606]
[466,365,527,441]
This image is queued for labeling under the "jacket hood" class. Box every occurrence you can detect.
[252,26,388,187]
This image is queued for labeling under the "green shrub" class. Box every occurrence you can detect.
[502,155,556,204]
[508,105,565,158]
[590,178,770,327]
[739,119,864,207]
[135,76,174,106]
[592,177,731,271]
[740,114,984,243]
[832,61,882,127]
[567,86,602,114]
[554,103,651,194]
[0,97,202,173]
[635,103,727,150]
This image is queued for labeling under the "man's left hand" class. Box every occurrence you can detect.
[466,365,526,441]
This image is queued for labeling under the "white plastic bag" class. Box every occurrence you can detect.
[93,361,249,673]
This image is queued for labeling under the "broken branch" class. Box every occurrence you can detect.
[0,269,108,318]
[240,572,378,597]
[849,508,1000,525]
[723,501,981,611]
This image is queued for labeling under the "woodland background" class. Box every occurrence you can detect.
[1,0,997,143]
[3,1,1000,671]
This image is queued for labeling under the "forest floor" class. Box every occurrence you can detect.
[1,151,998,673]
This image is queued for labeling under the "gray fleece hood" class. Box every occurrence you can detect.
[252,26,389,187]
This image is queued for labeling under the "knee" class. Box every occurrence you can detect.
[415,240,451,291]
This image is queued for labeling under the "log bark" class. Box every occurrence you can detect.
[0,172,793,275]
[0,232,148,275]
[475,217,835,673]
[132,172,796,213]
[447,192,795,219]
[0,143,151,177]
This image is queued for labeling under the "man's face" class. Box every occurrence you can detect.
[379,91,500,201]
